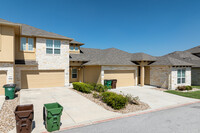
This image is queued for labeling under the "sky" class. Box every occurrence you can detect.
[0,0,200,56]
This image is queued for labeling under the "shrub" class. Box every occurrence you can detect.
[72,82,91,93]
[186,86,192,90]
[177,86,192,91]
[86,83,96,90]
[101,92,128,110]
[94,84,108,92]
[93,92,101,99]
[125,94,140,105]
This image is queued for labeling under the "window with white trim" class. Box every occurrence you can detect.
[177,69,186,84]
[72,69,77,78]
[46,39,61,54]
[20,37,34,51]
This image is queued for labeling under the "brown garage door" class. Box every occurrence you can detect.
[21,70,65,89]
[0,71,7,95]
[104,70,135,87]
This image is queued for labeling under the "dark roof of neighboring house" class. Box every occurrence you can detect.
[70,48,136,66]
[159,51,200,67]
[20,24,73,40]
[131,53,157,61]
[186,45,200,54]
[70,40,84,45]
[0,18,20,26]
[150,56,193,66]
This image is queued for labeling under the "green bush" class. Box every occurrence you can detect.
[86,83,97,90]
[101,92,128,110]
[177,86,192,91]
[93,92,101,99]
[186,86,192,90]
[94,84,108,92]
[72,82,91,93]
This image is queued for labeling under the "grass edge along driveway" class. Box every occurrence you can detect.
[165,90,200,99]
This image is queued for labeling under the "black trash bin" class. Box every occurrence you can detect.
[15,104,34,133]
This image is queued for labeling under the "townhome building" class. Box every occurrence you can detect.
[1,18,200,95]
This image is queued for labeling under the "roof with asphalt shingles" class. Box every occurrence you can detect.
[186,45,200,54]
[131,53,157,61]
[70,48,137,65]
[150,56,193,66]
[70,40,84,45]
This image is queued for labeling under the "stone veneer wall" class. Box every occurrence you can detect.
[101,66,138,86]
[36,38,69,86]
[150,66,170,89]
[171,67,191,89]
[0,63,14,84]
[191,68,200,86]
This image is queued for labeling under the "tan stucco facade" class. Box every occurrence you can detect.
[0,25,15,62]
[15,36,36,60]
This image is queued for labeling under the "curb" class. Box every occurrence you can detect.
[42,100,200,133]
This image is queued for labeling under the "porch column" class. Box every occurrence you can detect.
[140,65,144,87]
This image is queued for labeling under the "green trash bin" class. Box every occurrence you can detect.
[44,102,63,132]
[104,80,112,89]
[3,84,16,100]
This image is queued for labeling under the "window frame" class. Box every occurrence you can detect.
[46,39,61,55]
[177,68,186,84]
[70,46,74,51]
[75,46,79,51]
[20,37,34,52]
[71,68,78,79]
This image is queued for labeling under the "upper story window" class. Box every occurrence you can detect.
[75,46,79,51]
[46,39,61,54]
[177,69,186,84]
[20,37,34,51]
[70,46,74,51]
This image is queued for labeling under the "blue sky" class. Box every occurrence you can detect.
[0,0,200,56]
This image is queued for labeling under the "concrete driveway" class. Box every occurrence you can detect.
[111,86,199,109]
[19,87,119,133]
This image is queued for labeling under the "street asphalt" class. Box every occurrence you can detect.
[60,102,200,133]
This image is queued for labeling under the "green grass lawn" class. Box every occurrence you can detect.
[165,90,200,99]
[192,86,200,89]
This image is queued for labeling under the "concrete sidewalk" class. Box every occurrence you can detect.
[19,87,119,133]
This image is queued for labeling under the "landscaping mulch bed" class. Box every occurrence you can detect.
[69,87,150,114]
[0,92,20,133]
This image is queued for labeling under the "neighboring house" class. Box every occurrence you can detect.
[0,18,73,95]
[69,44,193,90]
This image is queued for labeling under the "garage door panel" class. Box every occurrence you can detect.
[21,70,64,89]
[0,71,7,95]
[104,70,135,87]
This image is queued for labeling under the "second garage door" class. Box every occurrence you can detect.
[104,70,135,87]
[21,70,65,89]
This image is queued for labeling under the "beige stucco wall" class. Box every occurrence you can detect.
[191,68,200,86]
[83,66,101,84]
[144,66,150,85]
[15,36,36,60]
[0,25,14,62]
[150,66,170,89]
